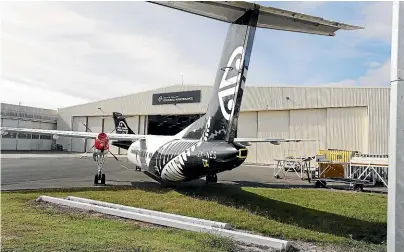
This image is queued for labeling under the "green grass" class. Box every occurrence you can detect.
[1,190,238,252]
[2,185,388,251]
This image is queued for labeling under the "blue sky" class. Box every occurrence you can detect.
[0,1,393,109]
[254,1,392,86]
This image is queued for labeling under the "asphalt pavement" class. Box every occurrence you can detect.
[1,153,387,193]
[1,153,315,191]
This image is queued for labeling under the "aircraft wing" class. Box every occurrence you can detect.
[0,127,146,141]
[234,138,317,146]
[148,1,363,36]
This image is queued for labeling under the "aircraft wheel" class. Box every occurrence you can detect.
[101,174,106,185]
[94,174,99,185]
[206,174,218,184]
[212,174,217,183]
[353,184,363,192]
[315,180,326,188]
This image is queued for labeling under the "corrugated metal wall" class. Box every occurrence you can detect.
[242,86,389,154]
[249,106,370,164]
[289,108,326,159]
[1,103,57,151]
[57,85,390,159]
[238,112,257,163]
[72,117,86,153]
[1,118,56,151]
[69,115,146,154]
[103,117,119,154]
[1,118,18,150]
[326,107,368,153]
[86,117,102,152]
[256,110,290,164]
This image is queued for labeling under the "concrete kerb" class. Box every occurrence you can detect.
[66,196,231,229]
[36,195,290,250]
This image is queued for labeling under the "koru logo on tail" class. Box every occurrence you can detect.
[218,46,244,121]
[117,121,129,134]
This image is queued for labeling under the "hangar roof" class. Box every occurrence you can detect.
[58,85,389,118]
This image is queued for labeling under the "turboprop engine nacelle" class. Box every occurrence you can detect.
[94,132,109,151]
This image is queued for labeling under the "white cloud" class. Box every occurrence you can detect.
[323,1,392,87]
[368,61,382,69]
[0,77,89,109]
[322,59,390,87]
[0,1,215,108]
[357,1,393,43]
[0,1,394,110]
[358,59,390,86]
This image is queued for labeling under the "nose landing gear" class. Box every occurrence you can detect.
[94,173,106,185]
[93,151,106,185]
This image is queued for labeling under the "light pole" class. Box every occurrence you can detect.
[388,1,404,251]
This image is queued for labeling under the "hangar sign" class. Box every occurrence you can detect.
[152,90,201,105]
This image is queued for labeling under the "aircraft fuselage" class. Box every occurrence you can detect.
[126,135,248,183]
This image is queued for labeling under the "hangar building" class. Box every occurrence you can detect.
[1,103,58,151]
[56,85,390,165]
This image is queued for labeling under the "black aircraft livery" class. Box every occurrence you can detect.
[1,1,348,185]
[116,9,259,184]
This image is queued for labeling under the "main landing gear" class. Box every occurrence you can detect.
[94,173,106,185]
[206,173,218,184]
[93,151,106,185]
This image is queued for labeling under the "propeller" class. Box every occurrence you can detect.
[79,144,95,159]
[107,149,133,170]
[79,123,115,158]
[108,150,119,161]
[78,122,134,170]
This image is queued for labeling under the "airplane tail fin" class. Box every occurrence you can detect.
[202,8,259,143]
[112,112,135,134]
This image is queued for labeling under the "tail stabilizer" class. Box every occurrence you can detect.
[112,112,135,135]
[151,1,363,144]
[203,8,259,143]
[177,9,259,142]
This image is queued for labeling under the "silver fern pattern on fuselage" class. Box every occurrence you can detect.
[154,117,210,182]
[159,139,201,181]
[153,140,195,179]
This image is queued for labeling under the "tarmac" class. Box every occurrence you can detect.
[1,152,388,193]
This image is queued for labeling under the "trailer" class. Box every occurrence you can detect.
[309,177,374,191]
[308,150,378,191]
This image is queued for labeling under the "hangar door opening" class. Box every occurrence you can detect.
[148,114,203,136]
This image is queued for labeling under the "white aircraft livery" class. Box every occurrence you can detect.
[0,1,361,185]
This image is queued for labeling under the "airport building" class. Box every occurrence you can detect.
[55,85,390,165]
[1,103,58,151]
